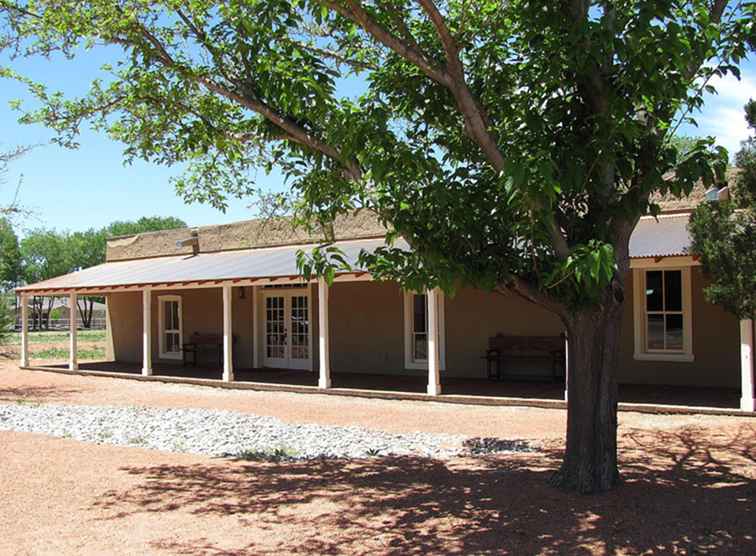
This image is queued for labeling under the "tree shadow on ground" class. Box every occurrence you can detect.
[91,423,756,555]
[0,385,84,403]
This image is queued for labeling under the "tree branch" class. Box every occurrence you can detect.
[125,18,363,180]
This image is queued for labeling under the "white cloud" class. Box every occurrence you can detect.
[694,72,755,157]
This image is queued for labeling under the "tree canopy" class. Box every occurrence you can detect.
[2,0,753,493]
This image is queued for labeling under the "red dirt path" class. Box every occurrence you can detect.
[1,361,755,554]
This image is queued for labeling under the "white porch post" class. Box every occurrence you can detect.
[318,278,332,389]
[741,319,755,412]
[563,332,569,402]
[68,293,78,371]
[142,289,152,376]
[222,285,234,382]
[19,294,29,367]
[427,288,442,396]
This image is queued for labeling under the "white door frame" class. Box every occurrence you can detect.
[158,294,183,360]
[262,288,313,370]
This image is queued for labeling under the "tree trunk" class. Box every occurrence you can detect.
[551,294,623,493]
[77,298,93,329]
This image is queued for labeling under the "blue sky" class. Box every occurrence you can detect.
[1,47,754,236]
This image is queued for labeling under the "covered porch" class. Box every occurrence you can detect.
[15,236,756,415]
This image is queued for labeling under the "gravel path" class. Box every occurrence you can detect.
[0,402,536,460]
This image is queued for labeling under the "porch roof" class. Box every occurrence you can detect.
[17,238,402,295]
[17,213,693,295]
[629,213,691,259]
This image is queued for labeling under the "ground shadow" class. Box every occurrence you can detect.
[0,385,84,403]
[92,424,755,555]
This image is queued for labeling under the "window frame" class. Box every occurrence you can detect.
[403,290,446,371]
[158,294,183,360]
[633,266,694,362]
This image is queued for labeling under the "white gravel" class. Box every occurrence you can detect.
[0,402,538,460]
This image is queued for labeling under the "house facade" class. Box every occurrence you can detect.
[15,191,755,412]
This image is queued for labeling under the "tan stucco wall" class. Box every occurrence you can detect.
[329,281,404,374]
[109,287,254,368]
[445,288,563,378]
[617,267,740,387]
[107,271,740,387]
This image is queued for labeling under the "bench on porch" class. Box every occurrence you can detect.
[182,332,237,367]
[483,333,566,382]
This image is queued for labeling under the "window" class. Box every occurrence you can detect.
[633,267,693,362]
[158,295,183,360]
[403,291,445,370]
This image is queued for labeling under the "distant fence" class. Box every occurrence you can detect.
[14,318,107,331]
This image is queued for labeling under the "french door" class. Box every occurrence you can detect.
[263,290,312,370]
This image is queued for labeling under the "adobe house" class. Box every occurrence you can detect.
[15,187,755,413]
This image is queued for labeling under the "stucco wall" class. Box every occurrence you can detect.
[107,271,740,387]
[329,281,405,374]
[445,288,563,378]
[109,287,253,368]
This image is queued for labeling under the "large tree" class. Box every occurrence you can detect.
[1,1,752,492]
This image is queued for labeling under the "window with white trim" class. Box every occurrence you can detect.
[158,295,183,360]
[403,291,445,370]
[633,267,693,362]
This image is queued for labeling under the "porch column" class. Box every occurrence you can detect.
[142,288,152,376]
[318,278,332,389]
[563,332,569,402]
[19,294,29,367]
[252,285,260,369]
[741,319,755,412]
[427,288,441,396]
[222,285,234,382]
[69,293,78,371]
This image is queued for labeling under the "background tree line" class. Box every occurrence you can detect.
[0,215,186,330]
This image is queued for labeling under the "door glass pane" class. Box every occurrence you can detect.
[265,296,285,359]
[290,295,309,360]
[414,333,427,361]
[664,271,682,311]
[165,332,180,354]
[412,294,428,362]
[665,314,684,350]
[413,295,427,333]
[647,314,665,350]
[645,271,663,311]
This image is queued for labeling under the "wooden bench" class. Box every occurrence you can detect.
[483,334,566,382]
[182,333,235,367]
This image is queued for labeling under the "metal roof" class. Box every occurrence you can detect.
[18,214,693,294]
[18,238,402,293]
[629,213,691,259]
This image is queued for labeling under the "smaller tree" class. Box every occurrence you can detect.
[690,100,756,319]
[0,217,21,289]
[0,294,14,345]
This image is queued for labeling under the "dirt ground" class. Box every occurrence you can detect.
[1,360,755,555]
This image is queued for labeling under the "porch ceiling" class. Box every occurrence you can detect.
[17,237,406,295]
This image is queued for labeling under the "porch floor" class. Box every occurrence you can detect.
[38,361,741,410]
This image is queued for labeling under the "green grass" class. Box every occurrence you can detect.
[1,329,106,345]
[31,346,106,360]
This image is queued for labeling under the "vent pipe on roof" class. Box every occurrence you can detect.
[176,229,200,256]
[705,186,729,203]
